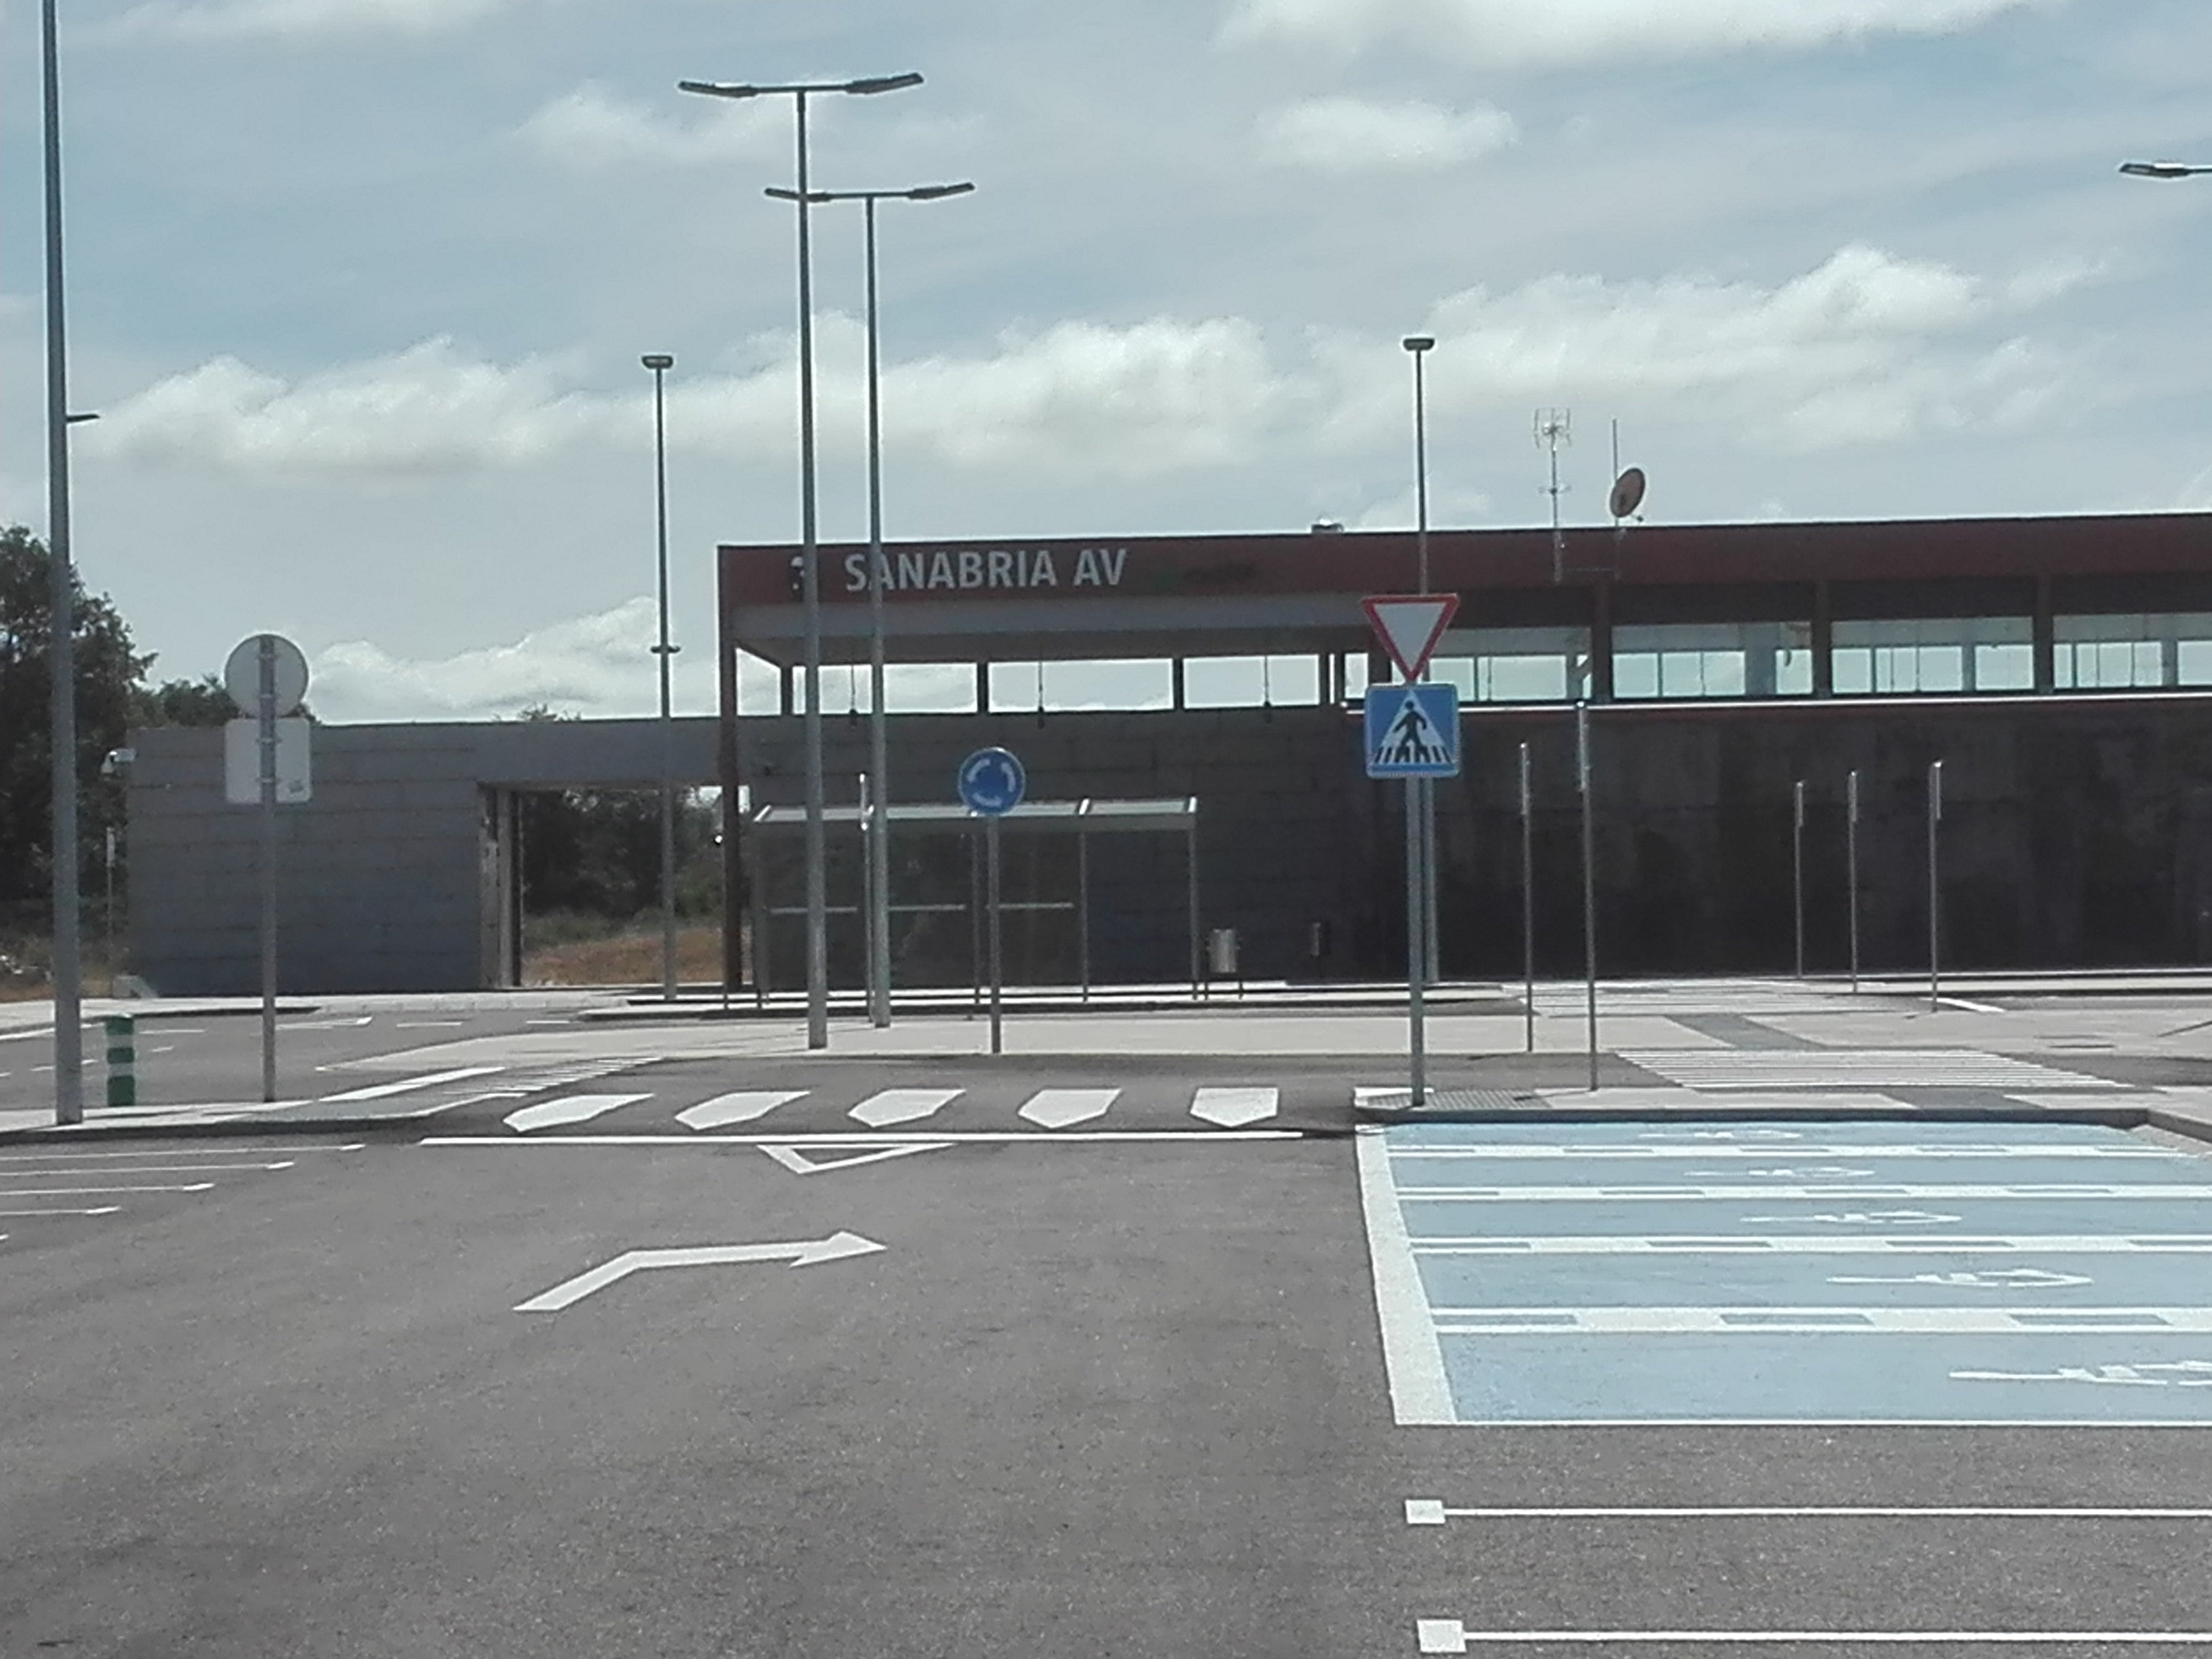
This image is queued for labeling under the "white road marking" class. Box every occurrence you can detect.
[285,1016,374,1030]
[1410,1234,2212,1255]
[1017,1088,1118,1129]
[759,1142,950,1175]
[0,1184,214,1196]
[1355,1129,1453,1427]
[515,1231,885,1312]
[504,1094,651,1133]
[425,1129,1301,1145]
[848,1088,961,1127]
[1415,1622,2211,1650]
[319,1066,504,1102]
[1191,1086,1278,1127]
[1428,1306,2212,1334]
[0,1205,121,1217]
[1405,1501,2212,1522]
[396,1020,465,1028]
[1953,1361,2212,1387]
[675,1091,805,1130]
[1828,1269,2094,1288]
[1400,1184,2212,1201]
[1387,1144,2182,1160]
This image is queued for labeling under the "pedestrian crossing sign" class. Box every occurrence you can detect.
[1364,683,1460,778]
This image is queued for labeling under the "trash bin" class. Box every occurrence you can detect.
[1208,927,1239,978]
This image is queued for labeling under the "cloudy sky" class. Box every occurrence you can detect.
[6,0,2212,722]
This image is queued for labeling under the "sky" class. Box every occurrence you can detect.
[7,0,2212,723]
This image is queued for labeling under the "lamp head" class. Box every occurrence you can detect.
[844,71,924,95]
[1402,334,1436,353]
[2121,160,2203,179]
[677,79,759,99]
[907,181,976,200]
[641,354,674,371]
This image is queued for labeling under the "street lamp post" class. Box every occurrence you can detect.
[766,180,974,1029]
[678,71,923,1051]
[43,0,83,1126]
[1402,334,1440,984]
[642,354,678,1003]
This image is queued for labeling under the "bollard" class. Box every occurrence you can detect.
[104,1012,136,1107]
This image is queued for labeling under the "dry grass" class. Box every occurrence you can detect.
[523,925,724,988]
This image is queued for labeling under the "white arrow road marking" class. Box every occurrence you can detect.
[1191,1086,1278,1127]
[320,1065,503,1102]
[515,1231,886,1312]
[1953,1361,2212,1387]
[848,1088,960,1127]
[1741,1211,1965,1226]
[0,1206,122,1217]
[1018,1088,1118,1129]
[675,1091,803,1130]
[1830,1268,2096,1288]
[760,1142,950,1175]
[1415,1621,2212,1650]
[503,1094,650,1134]
[0,1184,214,1196]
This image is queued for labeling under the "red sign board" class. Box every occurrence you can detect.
[1362,594,1460,681]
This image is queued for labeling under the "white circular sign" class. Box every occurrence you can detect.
[223,633,310,716]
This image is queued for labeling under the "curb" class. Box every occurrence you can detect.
[1352,1099,2212,1147]
[0,1113,431,1146]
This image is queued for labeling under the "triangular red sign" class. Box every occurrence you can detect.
[1362,594,1460,681]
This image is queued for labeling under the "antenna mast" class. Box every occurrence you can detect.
[1535,408,1571,583]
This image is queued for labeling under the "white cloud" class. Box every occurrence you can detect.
[1221,0,2054,64]
[312,598,670,721]
[88,338,598,477]
[104,0,548,41]
[1258,96,1517,172]
[514,86,784,172]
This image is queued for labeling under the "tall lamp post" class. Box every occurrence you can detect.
[43,0,85,1125]
[642,354,678,1002]
[766,180,974,1029]
[678,70,924,1050]
[1402,334,1440,984]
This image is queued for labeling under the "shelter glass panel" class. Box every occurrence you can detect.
[1184,655,1322,709]
[884,663,979,714]
[2054,613,2212,690]
[1831,616,2033,695]
[1612,621,1813,700]
[1433,626,1591,703]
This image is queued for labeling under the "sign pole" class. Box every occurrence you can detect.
[257,636,278,1103]
[1406,776,1426,1108]
[986,813,1003,1056]
[1578,701,1597,1092]
[1792,778,1806,979]
[1928,758,1943,1014]
[1520,740,1535,1054]
[1847,768,1861,993]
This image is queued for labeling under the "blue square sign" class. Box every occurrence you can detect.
[1364,683,1460,778]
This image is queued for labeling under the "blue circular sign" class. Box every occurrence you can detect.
[957,747,1026,817]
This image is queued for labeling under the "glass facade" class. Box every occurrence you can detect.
[1430,626,1593,703]
[1613,621,1814,700]
[2054,613,2212,691]
[1831,616,2034,696]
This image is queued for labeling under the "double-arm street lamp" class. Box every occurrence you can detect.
[764,179,975,1029]
[677,71,923,1050]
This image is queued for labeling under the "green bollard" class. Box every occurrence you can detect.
[104,1013,136,1108]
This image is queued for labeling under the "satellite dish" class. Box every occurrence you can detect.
[1608,465,1647,522]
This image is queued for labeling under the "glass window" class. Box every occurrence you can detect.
[1436,626,1592,704]
[883,663,978,714]
[1182,655,1321,709]
[1613,622,1813,700]
[1832,617,2032,695]
[2055,614,2212,691]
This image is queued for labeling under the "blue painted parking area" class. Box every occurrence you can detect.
[1356,1120,2212,1425]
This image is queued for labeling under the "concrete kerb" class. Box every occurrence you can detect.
[0,1115,429,1146]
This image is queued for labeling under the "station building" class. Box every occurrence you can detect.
[131,510,2212,995]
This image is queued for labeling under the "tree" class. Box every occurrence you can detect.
[0,526,151,919]
[131,672,237,727]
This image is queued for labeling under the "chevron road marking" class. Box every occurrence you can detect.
[849,1088,962,1127]
[503,1094,651,1134]
[1190,1086,1278,1127]
[1016,1088,1119,1129]
[675,1091,804,1130]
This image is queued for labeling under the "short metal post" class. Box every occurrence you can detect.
[1792,778,1806,979]
[1928,758,1943,1013]
[1578,702,1597,1092]
[1846,768,1861,992]
[986,814,1004,1055]
[103,1012,135,1108]
[1077,829,1091,1003]
[1519,740,1535,1053]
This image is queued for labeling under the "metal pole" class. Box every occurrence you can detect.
[1847,768,1861,992]
[43,0,82,1126]
[857,770,874,1003]
[862,196,892,1028]
[1928,758,1943,1013]
[1578,701,1597,1092]
[793,91,830,1051]
[1406,776,1426,1109]
[104,824,116,988]
[1187,818,1201,1000]
[987,814,1003,1055]
[1520,739,1534,1053]
[258,639,278,1104]
[1792,778,1806,979]
[969,827,983,1014]
[649,357,677,1003]
[1077,827,1091,1002]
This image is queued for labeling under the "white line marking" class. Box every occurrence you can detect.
[1400,1184,2212,1202]
[319,1066,503,1102]
[848,1088,961,1127]
[515,1231,884,1311]
[396,1021,464,1028]
[674,1091,805,1130]
[759,1142,950,1175]
[1415,1622,2212,1651]
[0,1184,214,1196]
[1355,1128,1453,1426]
[1410,1234,2212,1255]
[0,1205,122,1217]
[422,1129,1303,1146]
[1428,1306,2212,1334]
[1406,1502,2212,1521]
[504,1094,650,1134]
[1017,1088,1119,1129]
[1191,1086,1278,1127]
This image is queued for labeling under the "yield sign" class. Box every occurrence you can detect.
[1362,593,1460,681]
